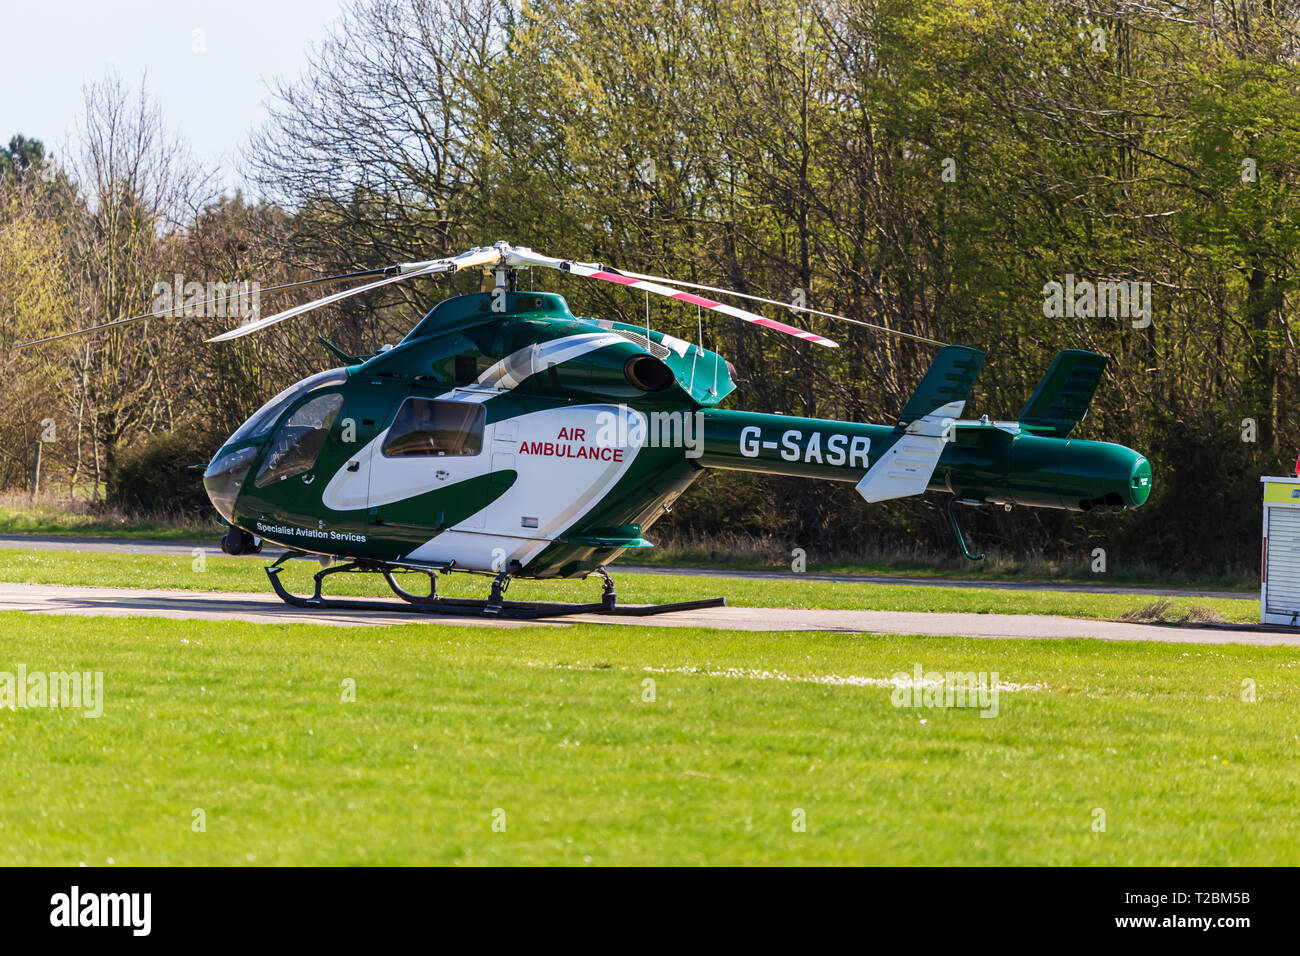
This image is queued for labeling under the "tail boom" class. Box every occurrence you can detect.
[694,410,1150,512]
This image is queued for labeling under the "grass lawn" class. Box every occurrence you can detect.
[0,612,1295,865]
[0,502,215,541]
[0,546,1261,623]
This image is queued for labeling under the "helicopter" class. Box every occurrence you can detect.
[20,241,1152,618]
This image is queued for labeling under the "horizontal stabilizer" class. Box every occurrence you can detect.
[855,429,952,503]
[858,345,985,503]
[1019,349,1107,437]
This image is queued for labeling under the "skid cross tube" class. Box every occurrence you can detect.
[263,553,725,619]
[383,565,440,604]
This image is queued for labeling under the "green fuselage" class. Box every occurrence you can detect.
[203,290,1151,577]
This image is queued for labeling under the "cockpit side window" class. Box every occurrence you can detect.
[253,393,344,488]
[230,368,348,444]
[381,398,484,457]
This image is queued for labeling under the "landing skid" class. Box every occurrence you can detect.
[263,552,726,620]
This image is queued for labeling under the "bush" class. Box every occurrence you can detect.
[107,429,221,516]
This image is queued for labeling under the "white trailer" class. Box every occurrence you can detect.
[1260,476,1300,626]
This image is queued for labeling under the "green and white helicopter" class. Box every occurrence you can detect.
[27,241,1154,617]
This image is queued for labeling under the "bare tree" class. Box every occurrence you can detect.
[246,0,508,344]
[66,70,213,489]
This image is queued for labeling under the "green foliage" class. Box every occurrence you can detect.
[106,428,219,516]
[0,134,46,180]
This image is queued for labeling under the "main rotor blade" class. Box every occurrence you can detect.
[12,268,392,350]
[506,248,838,348]
[206,246,503,343]
[580,264,947,348]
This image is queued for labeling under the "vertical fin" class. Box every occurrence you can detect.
[1018,350,1108,437]
[896,346,987,427]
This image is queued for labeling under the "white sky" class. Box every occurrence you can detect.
[3,0,346,193]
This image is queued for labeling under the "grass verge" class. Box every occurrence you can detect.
[0,498,215,541]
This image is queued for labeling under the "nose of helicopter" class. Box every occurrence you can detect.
[202,443,258,523]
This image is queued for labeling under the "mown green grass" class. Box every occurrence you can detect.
[0,546,1261,623]
[0,504,214,541]
[1,612,1296,865]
